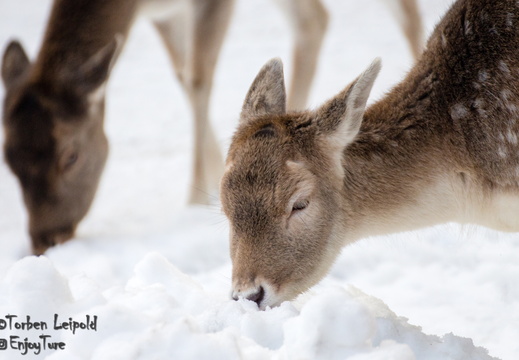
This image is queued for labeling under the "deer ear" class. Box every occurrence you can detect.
[2,40,30,89]
[65,35,123,95]
[240,58,286,123]
[315,58,381,147]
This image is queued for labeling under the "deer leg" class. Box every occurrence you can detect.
[153,9,188,87]
[392,0,424,60]
[154,0,235,205]
[274,0,328,111]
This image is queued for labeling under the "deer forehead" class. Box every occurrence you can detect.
[223,149,314,192]
[4,91,53,149]
[6,82,87,126]
[229,113,314,152]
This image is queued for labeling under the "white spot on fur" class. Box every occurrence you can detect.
[507,13,514,28]
[500,90,518,114]
[473,98,487,117]
[498,61,511,76]
[473,98,485,107]
[464,19,472,35]
[498,133,506,142]
[449,104,468,120]
[478,70,489,83]
[498,146,507,158]
[501,89,512,102]
[506,129,518,145]
[507,103,518,114]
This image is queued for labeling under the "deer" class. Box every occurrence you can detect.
[221,0,519,310]
[1,0,237,255]
[1,0,422,255]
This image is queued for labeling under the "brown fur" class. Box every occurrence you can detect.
[222,0,519,309]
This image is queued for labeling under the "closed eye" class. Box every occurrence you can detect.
[287,199,311,228]
[292,199,309,213]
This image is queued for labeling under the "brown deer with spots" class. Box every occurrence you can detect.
[222,0,519,309]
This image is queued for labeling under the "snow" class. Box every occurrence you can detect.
[0,0,517,359]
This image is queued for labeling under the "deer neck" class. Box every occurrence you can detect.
[341,63,468,242]
[32,0,139,82]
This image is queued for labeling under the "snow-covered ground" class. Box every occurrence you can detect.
[0,0,518,359]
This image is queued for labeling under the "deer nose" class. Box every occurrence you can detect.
[246,286,265,305]
[232,286,265,307]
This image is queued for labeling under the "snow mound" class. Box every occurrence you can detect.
[0,253,496,360]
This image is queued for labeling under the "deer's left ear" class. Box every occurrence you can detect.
[2,40,30,89]
[315,58,381,148]
[240,58,287,123]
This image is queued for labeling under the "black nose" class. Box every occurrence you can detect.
[246,286,265,306]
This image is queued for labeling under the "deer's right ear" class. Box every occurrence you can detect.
[240,58,286,123]
[2,40,30,89]
[64,35,122,95]
[315,58,381,147]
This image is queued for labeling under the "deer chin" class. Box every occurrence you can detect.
[30,224,77,256]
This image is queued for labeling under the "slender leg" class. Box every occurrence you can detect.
[392,0,424,60]
[154,0,235,205]
[274,0,329,111]
[153,9,188,86]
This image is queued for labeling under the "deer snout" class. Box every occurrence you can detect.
[232,285,266,307]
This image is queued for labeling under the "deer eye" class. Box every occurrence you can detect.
[61,151,79,171]
[292,199,309,212]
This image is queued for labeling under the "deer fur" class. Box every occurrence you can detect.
[221,0,519,309]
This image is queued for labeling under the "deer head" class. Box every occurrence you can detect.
[1,38,119,255]
[221,58,381,309]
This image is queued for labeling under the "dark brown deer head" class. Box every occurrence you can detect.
[1,39,118,254]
